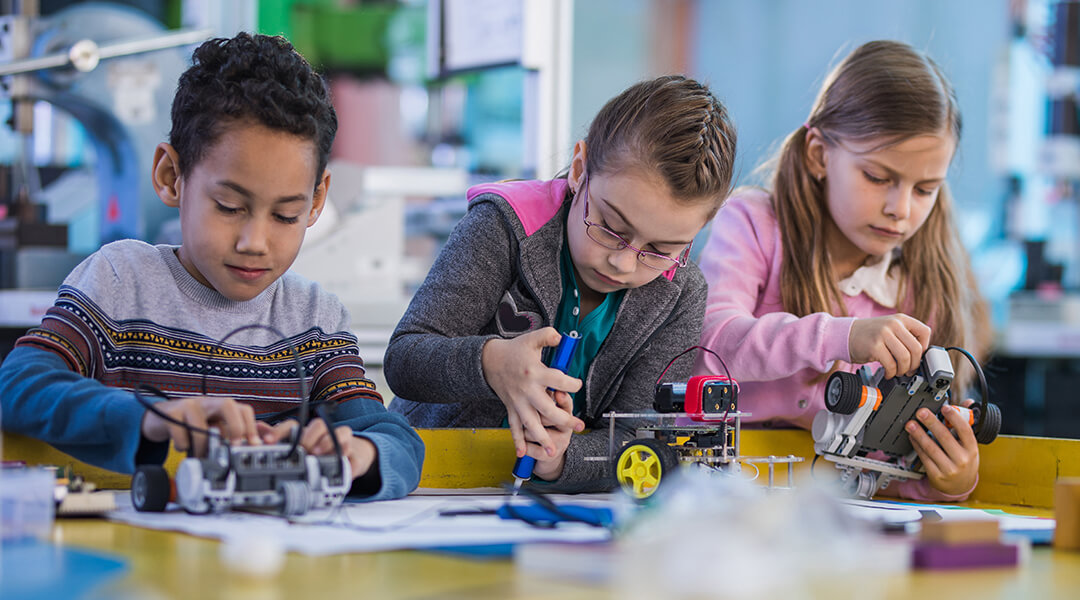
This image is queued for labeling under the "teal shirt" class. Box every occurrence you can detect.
[553,240,625,416]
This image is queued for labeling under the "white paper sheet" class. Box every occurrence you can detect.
[839,498,1056,533]
[107,492,613,556]
[839,498,924,523]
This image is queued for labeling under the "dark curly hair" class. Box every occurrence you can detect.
[169,32,337,186]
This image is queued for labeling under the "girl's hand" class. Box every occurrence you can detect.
[527,390,578,481]
[481,327,585,458]
[849,314,932,379]
[906,399,980,496]
[258,419,378,481]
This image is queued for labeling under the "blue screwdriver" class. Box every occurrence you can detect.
[511,331,580,494]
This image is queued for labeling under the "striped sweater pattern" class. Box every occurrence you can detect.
[16,286,380,415]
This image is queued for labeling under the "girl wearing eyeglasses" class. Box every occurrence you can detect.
[385,75,737,491]
[695,41,990,501]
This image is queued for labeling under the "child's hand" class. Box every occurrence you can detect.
[258,420,377,481]
[906,400,980,496]
[528,390,578,481]
[481,327,585,458]
[849,314,932,379]
[141,396,261,457]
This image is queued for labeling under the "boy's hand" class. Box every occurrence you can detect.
[906,399,980,496]
[481,327,585,458]
[258,420,377,481]
[140,396,260,457]
[849,314,932,379]
[528,390,577,481]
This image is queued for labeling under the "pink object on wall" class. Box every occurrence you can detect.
[328,76,416,166]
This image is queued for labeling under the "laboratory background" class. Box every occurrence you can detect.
[0,0,1076,439]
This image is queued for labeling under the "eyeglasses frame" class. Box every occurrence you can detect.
[578,172,692,272]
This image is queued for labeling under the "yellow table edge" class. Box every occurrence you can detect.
[5,429,1080,509]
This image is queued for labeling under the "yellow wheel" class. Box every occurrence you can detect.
[613,438,678,499]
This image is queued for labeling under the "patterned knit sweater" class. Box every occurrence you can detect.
[0,240,423,499]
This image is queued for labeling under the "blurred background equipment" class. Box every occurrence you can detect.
[0,1,205,275]
[291,161,468,366]
[5,0,1080,439]
[994,0,1080,438]
[0,0,206,350]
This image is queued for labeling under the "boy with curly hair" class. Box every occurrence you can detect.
[0,33,424,500]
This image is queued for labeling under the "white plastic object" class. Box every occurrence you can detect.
[220,534,286,577]
[0,467,56,540]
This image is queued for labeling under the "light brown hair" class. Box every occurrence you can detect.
[582,75,737,215]
[771,40,990,387]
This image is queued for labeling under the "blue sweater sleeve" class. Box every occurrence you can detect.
[330,397,425,501]
[0,346,168,473]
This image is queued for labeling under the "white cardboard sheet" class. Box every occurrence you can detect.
[840,498,1056,534]
[107,492,613,556]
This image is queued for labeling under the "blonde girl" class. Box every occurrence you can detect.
[696,41,990,500]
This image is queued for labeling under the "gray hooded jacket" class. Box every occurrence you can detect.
[385,185,707,492]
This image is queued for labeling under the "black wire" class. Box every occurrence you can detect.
[254,400,332,424]
[200,324,314,458]
[294,490,613,533]
[315,403,344,474]
[134,323,343,480]
[656,345,736,425]
[808,349,987,489]
[500,483,611,529]
[945,346,990,430]
[311,486,613,532]
[656,345,733,389]
[499,504,558,529]
[295,485,613,533]
[292,500,452,532]
[133,384,223,458]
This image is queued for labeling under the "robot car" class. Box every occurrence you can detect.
[811,345,1001,498]
[593,375,801,499]
[131,431,351,516]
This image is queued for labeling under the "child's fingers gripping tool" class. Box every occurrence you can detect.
[512,332,580,493]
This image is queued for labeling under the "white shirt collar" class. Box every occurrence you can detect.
[838,250,900,308]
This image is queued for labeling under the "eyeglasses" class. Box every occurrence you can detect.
[579,173,691,271]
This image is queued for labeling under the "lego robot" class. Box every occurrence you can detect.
[811,345,1001,498]
[131,431,351,516]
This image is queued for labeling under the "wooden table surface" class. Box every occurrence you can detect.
[8,429,1080,599]
[42,516,1080,600]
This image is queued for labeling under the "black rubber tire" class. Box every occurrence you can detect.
[612,438,679,500]
[132,465,171,512]
[825,371,863,415]
[974,402,1002,445]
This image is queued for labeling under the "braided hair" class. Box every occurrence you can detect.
[581,75,737,214]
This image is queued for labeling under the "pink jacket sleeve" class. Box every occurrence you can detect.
[695,191,854,380]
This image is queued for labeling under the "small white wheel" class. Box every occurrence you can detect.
[177,459,211,514]
[279,480,311,516]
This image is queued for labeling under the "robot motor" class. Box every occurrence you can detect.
[654,375,738,421]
